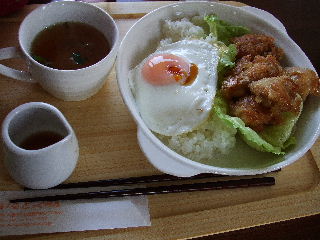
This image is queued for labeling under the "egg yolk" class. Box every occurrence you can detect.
[142,54,198,86]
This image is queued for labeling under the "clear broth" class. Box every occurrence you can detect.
[30,22,110,70]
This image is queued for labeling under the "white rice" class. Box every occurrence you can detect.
[157,111,237,161]
[161,18,206,42]
[156,17,237,162]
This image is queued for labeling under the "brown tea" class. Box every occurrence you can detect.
[19,131,64,150]
[30,22,110,70]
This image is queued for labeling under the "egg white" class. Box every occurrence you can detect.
[129,39,219,136]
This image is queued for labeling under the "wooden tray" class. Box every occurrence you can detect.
[0,2,319,239]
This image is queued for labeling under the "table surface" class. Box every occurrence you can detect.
[1,0,320,239]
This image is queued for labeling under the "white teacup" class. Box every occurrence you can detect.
[0,1,119,101]
[2,102,79,189]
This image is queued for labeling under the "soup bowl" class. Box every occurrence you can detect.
[0,1,119,101]
[116,2,320,176]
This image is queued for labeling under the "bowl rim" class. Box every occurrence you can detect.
[116,1,320,175]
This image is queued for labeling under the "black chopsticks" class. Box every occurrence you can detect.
[10,176,275,203]
[47,173,223,189]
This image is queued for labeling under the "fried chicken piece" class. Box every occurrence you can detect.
[231,34,284,60]
[229,68,319,131]
[229,95,274,132]
[284,67,320,100]
[221,55,283,100]
[249,76,303,117]
[222,33,319,131]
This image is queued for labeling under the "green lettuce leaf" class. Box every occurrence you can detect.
[213,94,301,155]
[204,15,250,45]
[191,15,210,34]
[259,105,302,149]
[202,15,248,81]
[217,43,237,80]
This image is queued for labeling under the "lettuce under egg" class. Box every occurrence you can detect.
[202,15,248,82]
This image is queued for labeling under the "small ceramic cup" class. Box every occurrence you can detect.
[2,102,79,189]
[0,1,119,101]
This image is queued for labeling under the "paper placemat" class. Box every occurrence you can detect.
[0,189,150,236]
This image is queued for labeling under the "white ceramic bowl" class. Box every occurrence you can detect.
[116,2,320,176]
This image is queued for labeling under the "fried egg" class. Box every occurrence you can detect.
[129,39,219,136]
